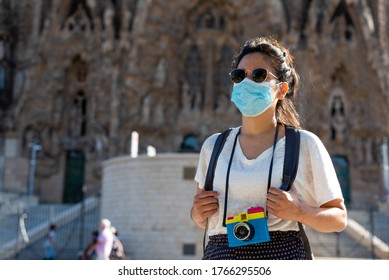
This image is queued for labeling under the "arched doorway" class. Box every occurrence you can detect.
[63,150,85,203]
[331,156,350,205]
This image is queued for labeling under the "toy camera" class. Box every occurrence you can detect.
[226,206,270,247]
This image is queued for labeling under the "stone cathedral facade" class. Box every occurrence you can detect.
[0,0,389,205]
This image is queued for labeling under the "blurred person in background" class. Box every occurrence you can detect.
[43,223,57,260]
[109,226,126,260]
[87,218,113,260]
[82,230,99,260]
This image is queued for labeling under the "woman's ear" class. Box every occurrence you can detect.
[278,82,289,98]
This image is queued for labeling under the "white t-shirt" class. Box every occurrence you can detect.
[96,228,114,258]
[194,127,344,236]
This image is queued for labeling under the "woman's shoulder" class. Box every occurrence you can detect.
[202,127,239,150]
[298,129,328,152]
[299,129,321,142]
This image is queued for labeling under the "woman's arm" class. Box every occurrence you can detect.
[266,187,347,232]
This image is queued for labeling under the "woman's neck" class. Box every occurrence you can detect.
[241,114,277,136]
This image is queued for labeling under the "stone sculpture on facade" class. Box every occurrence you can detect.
[0,0,388,205]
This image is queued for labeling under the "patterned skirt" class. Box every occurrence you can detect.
[203,231,307,260]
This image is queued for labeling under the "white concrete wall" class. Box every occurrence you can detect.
[101,153,204,260]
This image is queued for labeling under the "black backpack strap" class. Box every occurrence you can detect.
[280,126,300,191]
[299,221,313,259]
[204,128,232,191]
[202,128,232,253]
[281,126,313,259]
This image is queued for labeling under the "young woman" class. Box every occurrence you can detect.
[191,36,347,260]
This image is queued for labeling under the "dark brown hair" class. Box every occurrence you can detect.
[231,36,301,129]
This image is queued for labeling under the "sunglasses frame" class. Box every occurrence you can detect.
[229,68,278,84]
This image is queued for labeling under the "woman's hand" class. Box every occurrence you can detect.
[266,187,303,221]
[191,188,220,229]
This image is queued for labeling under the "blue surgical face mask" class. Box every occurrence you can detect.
[231,78,277,117]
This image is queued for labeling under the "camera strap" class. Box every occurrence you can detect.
[222,124,279,227]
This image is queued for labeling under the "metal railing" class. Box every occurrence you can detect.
[306,207,389,259]
[0,196,101,260]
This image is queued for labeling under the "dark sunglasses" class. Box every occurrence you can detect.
[229,68,278,84]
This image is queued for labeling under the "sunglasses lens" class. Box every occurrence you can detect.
[252,68,268,83]
[230,69,246,83]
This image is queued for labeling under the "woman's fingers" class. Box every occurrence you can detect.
[193,191,220,220]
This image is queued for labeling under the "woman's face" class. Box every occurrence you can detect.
[235,52,283,109]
